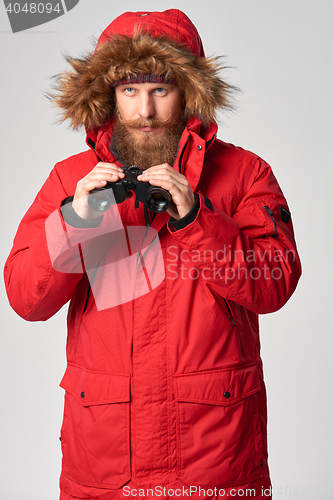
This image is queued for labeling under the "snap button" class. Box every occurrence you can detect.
[81,391,85,399]
[197,144,202,151]
[224,391,231,399]
[260,460,264,466]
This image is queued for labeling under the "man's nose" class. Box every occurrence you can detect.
[137,93,154,118]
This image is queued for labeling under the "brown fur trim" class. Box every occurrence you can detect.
[49,33,237,130]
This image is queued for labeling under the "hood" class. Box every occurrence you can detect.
[50,9,237,131]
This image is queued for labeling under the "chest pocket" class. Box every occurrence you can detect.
[60,363,131,489]
[173,363,264,488]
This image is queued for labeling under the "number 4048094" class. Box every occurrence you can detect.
[5,3,61,14]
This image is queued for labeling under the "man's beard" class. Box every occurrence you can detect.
[112,112,186,170]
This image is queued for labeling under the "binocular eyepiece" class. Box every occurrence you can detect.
[88,166,171,214]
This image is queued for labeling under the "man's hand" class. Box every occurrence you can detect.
[137,164,195,220]
[72,162,125,220]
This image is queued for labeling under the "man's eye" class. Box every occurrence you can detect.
[154,88,166,94]
[125,87,135,94]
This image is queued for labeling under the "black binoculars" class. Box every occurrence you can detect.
[88,166,171,213]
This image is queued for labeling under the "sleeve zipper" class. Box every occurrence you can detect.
[264,206,277,238]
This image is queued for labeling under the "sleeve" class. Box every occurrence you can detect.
[168,194,200,229]
[3,163,114,322]
[167,157,302,314]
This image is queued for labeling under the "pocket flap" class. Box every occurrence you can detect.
[60,363,131,406]
[173,363,260,406]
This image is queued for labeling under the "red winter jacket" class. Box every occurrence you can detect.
[4,10,301,500]
[4,117,301,499]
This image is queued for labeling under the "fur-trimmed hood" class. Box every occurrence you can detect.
[50,10,236,131]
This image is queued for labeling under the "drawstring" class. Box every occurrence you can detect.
[144,204,149,227]
[141,202,156,229]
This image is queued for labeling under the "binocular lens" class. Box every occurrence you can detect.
[88,190,112,212]
[146,191,170,213]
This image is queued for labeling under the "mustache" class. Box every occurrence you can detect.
[115,111,172,130]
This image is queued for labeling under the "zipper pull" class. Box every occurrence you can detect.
[223,298,236,327]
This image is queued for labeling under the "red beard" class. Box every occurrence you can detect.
[112,113,186,170]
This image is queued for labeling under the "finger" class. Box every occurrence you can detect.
[77,180,109,196]
[138,164,170,175]
[148,179,189,205]
[84,171,124,185]
[95,162,123,170]
[79,176,121,196]
[142,176,189,195]
[139,169,188,187]
[92,166,125,177]
[143,163,172,171]
[139,165,174,177]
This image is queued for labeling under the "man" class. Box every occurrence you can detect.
[4,9,301,500]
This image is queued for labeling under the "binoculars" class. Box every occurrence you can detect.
[88,166,171,213]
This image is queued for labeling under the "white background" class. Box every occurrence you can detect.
[1,1,332,499]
